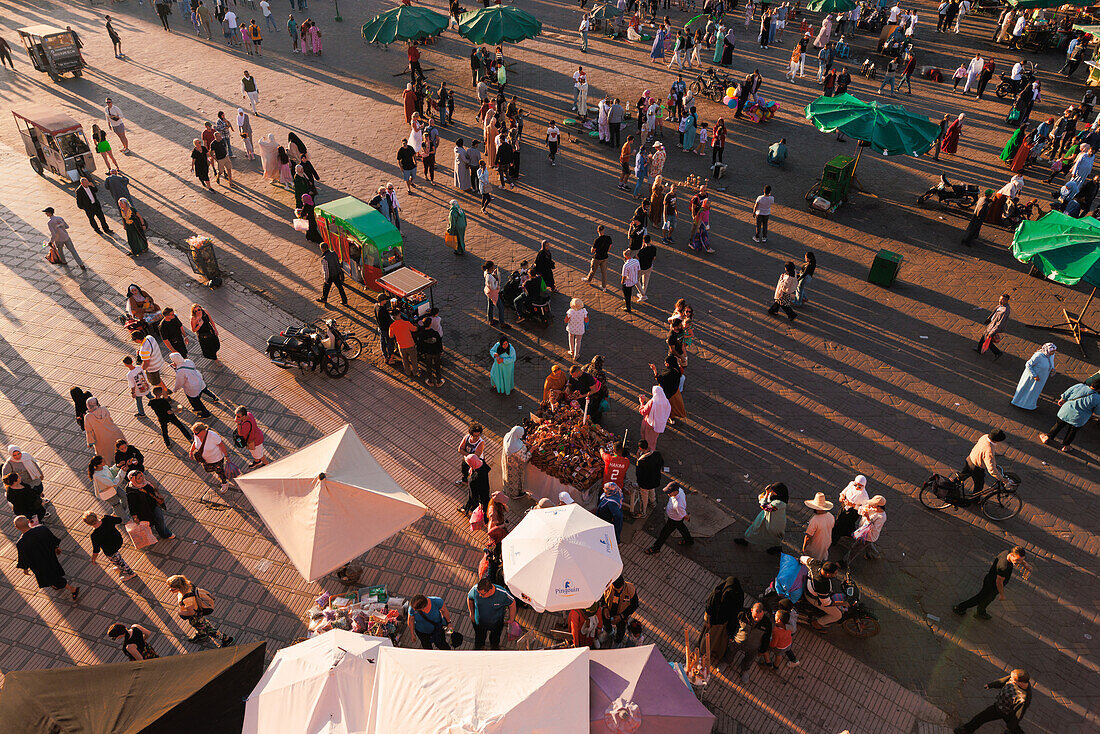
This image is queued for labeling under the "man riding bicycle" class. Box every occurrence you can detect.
[953,429,1007,499]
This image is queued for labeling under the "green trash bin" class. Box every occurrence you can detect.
[868,249,903,287]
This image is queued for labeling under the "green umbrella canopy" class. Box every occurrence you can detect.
[459,6,542,45]
[806,0,858,12]
[361,6,448,44]
[1012,212,1100,288]
[589,3,625,20]
[804,93,942,156]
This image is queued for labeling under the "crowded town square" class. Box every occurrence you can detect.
[0,0,1097,731]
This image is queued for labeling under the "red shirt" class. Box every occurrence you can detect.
[388,318,417,349]
[603,454,630,490]
[408,46,420,63]
[201,128,216,146]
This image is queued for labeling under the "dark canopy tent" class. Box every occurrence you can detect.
[0,642,265,733]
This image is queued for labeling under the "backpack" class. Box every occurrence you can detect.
[182,588,216,617]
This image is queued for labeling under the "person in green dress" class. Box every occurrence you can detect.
[712,24,726,65]
[118,198,148,257]
[446,199,467,255]
[489,337,516,395]
[999,123,1028,165]
[735,482,788,555]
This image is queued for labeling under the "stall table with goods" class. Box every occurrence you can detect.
[377,266,437,320]
[521,403,617,505]
[304,585,405,646]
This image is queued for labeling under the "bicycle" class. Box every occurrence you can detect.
[919,471,1023,521]
[689,68,734,102]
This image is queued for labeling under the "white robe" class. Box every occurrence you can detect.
[962,57,983,92]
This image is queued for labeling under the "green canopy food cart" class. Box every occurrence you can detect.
[315,196,403,290]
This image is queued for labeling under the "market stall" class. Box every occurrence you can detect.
[520,403,616,505]
[314,196,404,290]
[376,266,437,320]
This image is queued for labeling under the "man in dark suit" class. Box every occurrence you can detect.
[76,177,113,234]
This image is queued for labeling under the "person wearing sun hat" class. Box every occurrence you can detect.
[801,492,835,561]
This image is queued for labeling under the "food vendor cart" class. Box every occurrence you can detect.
[376,266,437,319]
[314,196,404,290]
[17,25,85,82]
[12,107,94,181]
[521,404,616,506]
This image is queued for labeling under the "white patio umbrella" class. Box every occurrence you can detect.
[235,424,427,582]
[502,505,622,613]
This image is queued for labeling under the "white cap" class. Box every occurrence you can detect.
[558,491,575,505]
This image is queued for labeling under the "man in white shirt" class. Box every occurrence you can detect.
[620,249,640,314]
[579,14,590,53]
[573,66,587,115]
[189,422,232,492]
[1010,60,1023,81]
[131,330,165,386]
[644,482,694,553]
[225,10,239,46]
[962,53,984,93]
[753,185,774,242]
[888,3,901,23]
[104,97,129,152]
[954,0,970,33]
[546,123,560,165]
[260,0,278,32]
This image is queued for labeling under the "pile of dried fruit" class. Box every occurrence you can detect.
[523,404,616,489]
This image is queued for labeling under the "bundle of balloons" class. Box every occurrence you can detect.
[720,86,739,109]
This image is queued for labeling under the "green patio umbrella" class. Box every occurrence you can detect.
[1012,211,1100,351]
[1009,0,1093,8]
[361,6,448,44]
[805,93,942,178]
[806,0,858,12]
[589,3,624,21]
[459,6,542,45]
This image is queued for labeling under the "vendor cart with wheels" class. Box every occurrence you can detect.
[376,266,437,320]
[12,107,94,182]
[805,154,856,216]
[17,25,85,82]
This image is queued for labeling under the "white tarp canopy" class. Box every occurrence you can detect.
[235,424,427,581]
[242,631,392,734]
[367,647,589,734]
[502,504,622,612]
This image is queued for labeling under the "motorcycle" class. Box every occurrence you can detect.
[322,318,363,360]
[266,323,350,378]
[995,64,1037,99]
[764,553,880,638]
[1002,197,1042,228]
[917,174,980,209]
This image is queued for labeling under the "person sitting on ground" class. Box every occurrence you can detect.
[767,137,788,165]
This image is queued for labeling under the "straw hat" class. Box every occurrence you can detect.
[804,492,834,512]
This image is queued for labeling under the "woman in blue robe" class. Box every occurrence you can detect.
[489,338,516,395]
[651,26,667,61]
[682,106,698,151]
[1011,343,1056,410]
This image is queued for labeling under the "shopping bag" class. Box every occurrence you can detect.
[507,620,523,640]
[292,218,310,233]
[125,520,158,550]
[469,505,485,532]
[444,232,458,250]
[1006,108,1021,123]
[224,459,242,481]
[45,243,61,264]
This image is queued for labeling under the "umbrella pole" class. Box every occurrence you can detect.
[1040,287,1099,356]
[850,142,865,193]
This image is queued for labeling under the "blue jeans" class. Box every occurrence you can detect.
[150,504,172,539]
[487,295,498,322]
[581,29,588,51]
[878,75,897,94]
[265,14,279,32]
[794,274,811,305]
[632,175,647,198]
[135,395,146,415]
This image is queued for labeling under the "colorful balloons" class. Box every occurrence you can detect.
[725,86,737,98]
[726,99,737,109]
[721,95,732,104]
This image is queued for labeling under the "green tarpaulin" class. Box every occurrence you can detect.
[804,93,942,156]
[0,642,265,734]
[807,0,859,12]
[361,6,448,44]
[459,6,542,45]
[1012,211,1100,287]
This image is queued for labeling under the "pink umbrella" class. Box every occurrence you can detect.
[590,645,715,734]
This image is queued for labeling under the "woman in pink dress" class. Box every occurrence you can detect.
[277,146,293,187]
[309,23,323,55]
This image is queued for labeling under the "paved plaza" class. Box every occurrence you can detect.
[0,0,1097,732]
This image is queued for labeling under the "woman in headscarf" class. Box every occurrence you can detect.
[489,337,516,395]
[713,23,726,65]
[940,113,964,156]
[702,576,744,664]
[70,386,93,430]
[1011,343,1057,410]
[542,364,568,404]
[236,109,254,161]
[846,495,886,568]
[639,385,671,450]
[721,26,736,66]
[257,132,279,180]
[190,305,220,361]
[4,446,45,501]
[484,114,499,169]
[83,398,127,460]
[125,285,157,320]
[300,193,323,244]
[736,481,788,554]
[833,474,868,544]
[408,112,424,154]
[118,198,148,257]
[293,164,313,208]
[814,13,833,48]
[1010,82,1035,127]
[1000,122,1028,166]
[648,175,666,230]
[651,23,668,62]
[500,426,530,498]
[654,354,687,422]
[453,139,472,192]
[88,455,127,516]
[276,146,293,187]
[308,21,323,55]
[682,106,699,151]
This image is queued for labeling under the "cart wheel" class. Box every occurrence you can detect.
[323,353,350,378]
[48,72,60,83]
[72,69,82,78]
[804,182,821,202]
[29,158,44,176]
[340,336,363,360]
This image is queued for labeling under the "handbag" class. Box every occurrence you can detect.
[1007,108,1021,123]
[445,232,458,249]
[46,242,61,264]
[469,505,485,532]
[125,520,157,550]
[507,620,523,640]
[292,218,310,233]
[224,459,241,481]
